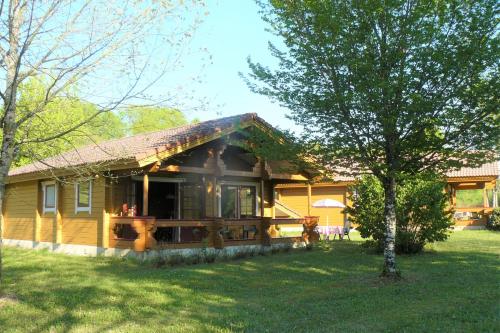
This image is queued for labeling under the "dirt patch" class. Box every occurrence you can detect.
[0,293,19,308]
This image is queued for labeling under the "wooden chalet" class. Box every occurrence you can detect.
[2,114,320,256]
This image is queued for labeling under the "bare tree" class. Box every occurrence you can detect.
[0,0,206,287]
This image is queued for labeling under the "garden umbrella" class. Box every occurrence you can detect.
[312,199,346,227]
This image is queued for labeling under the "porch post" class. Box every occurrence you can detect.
[307,183,312,216]
[493,181,498,208]
[214,176,219,217]
[34,182,42,243]
[271,182,276,219]
[143,173,149,216]
[101,178,111,249]
[260,179,265,217]
[450,184,457,208]
[55,182,63,244]
[483,183,489,208]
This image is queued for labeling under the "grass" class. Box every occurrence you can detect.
[0,231,499,333]
[456,189,485,208]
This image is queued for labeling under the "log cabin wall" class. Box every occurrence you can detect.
[276,184,348,226]
[3,180,38,241]
[3,177,106,248]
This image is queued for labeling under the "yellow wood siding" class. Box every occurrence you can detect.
[278,186,348,226]
[3,181,38,240]
[40,216,55,242]
[59,179,105,246]
[278,188,308,216]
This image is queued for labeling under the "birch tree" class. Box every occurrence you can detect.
[0,0,205,287]
[246,0,499,278]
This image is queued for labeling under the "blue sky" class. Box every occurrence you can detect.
[170,0,299,132]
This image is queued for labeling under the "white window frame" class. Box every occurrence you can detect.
[75,180,92,214]
[217,181,260,218]
[42,181,57,214]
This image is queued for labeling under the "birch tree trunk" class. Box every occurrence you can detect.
[0,0,23,290]
[382,176,398,278]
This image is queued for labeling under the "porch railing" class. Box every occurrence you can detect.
[453,207,493,226]
[109,216,320,252]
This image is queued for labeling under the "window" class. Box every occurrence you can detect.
[181,183,203,219]
[42,181,57,214]
[239,186,256,218]
[75,181,92,213]
[220,184,257,219]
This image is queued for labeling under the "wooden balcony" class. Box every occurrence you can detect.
[109,216,320,252]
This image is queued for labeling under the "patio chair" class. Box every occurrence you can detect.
[342,226,351,240]
[332,227,350,240]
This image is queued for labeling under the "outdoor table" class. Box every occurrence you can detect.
[317,225,343,240]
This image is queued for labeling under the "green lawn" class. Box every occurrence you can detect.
[1,231,499,333]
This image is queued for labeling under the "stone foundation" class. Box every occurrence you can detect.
[2,238,306,260]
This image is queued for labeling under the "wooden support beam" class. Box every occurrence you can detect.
[307,183,312,216]
[143,173,149,216]
[260,179,265,217]
[162,165,215,174]
[271,182,276,219]
[493,184,498,208]
[261,217,272,246]
[211,218,224,249]
[34,183,42,243]
[101,179,111,249]
[55,182,63,244]
[483,185,489,208]
[150,162,161,173]
[450,185,457,208]
[213,176,219,218]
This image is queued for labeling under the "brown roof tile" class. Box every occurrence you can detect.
[9,113,262,177]
[446,160,499,178]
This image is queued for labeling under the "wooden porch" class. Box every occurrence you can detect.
[100,132,318,251]
[448,176,498,227]
[109,216,320,252]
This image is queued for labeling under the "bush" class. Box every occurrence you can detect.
[487,208,500,231]
[345,174,454,254]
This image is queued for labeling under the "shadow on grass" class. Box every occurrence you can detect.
[2,234,499,333]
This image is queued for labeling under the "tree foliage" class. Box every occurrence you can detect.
[6,80,196,167]
[487,208,500,231]
[246,0,499,276]
[11,78,126,167]
[121,106,191,135]
[346,174,454,254]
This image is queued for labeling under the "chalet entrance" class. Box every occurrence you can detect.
[134,179,179,219]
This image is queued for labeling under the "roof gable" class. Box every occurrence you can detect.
[8,113,270,180]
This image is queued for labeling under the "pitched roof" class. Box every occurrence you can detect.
[9,113,266,178]
[446,160,499,178]
[276,160,499,188]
